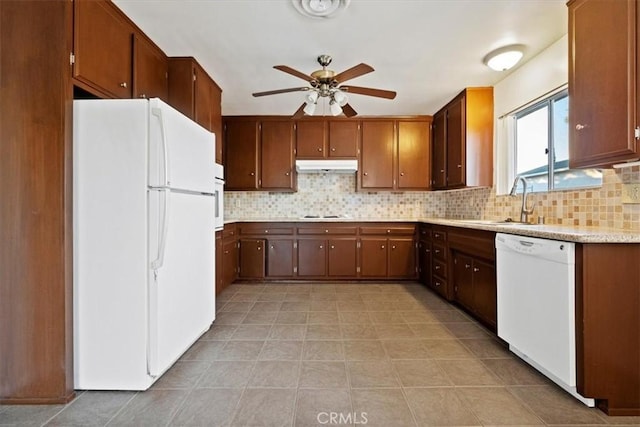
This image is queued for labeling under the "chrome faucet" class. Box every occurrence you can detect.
[509,175,534,223]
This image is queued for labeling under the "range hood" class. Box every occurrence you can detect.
[295,159,358,173]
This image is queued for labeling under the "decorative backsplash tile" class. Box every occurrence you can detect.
[225,166,640,231]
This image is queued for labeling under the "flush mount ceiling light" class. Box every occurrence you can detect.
[292,0,351,19]
[483,44,525,71]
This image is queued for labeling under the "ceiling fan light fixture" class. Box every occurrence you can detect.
[305,90,319,104]
[333,90,348,106]
[483,44,525,71]
[303,101,316,115]
[329,99,342,116]
[292,0,351,19]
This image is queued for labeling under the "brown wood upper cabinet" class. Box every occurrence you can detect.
[431,88,493,190]
[224,118,296,191]
[132,34,168,101]
[296,120,359,159]
[568,0,639,168]
[73,0,134,98]
[168,57,223,162]
[359,118,431,191]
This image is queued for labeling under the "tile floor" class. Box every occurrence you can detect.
[2,282,639,427]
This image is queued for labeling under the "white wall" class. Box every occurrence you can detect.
[494,34,568,193]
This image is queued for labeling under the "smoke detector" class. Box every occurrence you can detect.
[292,0,351,19]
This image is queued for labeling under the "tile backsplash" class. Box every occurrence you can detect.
[225,166,640,231]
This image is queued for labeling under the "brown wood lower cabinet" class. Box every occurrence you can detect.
[297,239,326,277]
[267,239,295,277]
[360,238,388,277]
[328,238,358,277]
[239,239,265,279]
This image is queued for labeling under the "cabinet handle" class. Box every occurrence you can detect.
[473,267,480,272]
[331,147,336,152]
[363,172,368,176]
[257,246,261,251]
[285,172,290,176]
[392,245,396,250]
[138,94,147,99]
[575,124,586,130]
[250,172,255,176]
[319,245,323,249]
[435,265,440,270]
[264,230,269,233]
[434,249,440,254]
[381,245,385,249]
[400,172,405,176]
[317,147,323,152]
[119,82,127,88]
[330,245,335,249]
[457,164,462,168]
[465,263,471,269]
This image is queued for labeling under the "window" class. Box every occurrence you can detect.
[513,89,602,192]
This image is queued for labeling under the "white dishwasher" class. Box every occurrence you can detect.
[495,233,594,407]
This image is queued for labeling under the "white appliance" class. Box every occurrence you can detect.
[214,163,224,231]
[73,98,216,390]
[496,233,594,406]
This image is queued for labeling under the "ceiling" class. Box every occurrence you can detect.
[114,0,568,117]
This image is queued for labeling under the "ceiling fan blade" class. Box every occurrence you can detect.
[332,63,374,84]
[252,87,308,97]
[340,85,397,99]
[342,103,357,118]
[292,103,307,119]
[274,65,315,82]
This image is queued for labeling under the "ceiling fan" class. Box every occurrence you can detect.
[252,54,397,118]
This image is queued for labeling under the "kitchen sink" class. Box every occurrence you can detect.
[458,219,536,226]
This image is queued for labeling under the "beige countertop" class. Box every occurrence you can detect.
[223,217,640,244]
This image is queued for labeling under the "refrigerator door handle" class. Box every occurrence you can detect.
[151,107,170,187]
[150,188,170,271]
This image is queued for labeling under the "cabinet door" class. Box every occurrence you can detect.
[446,95,465,188]
[296,121,327,158]
[360,121,395,189]
[239,239,265,278]
[267,239,295,277]
[215,231,223,294]
[398,121,431,189]
[569,0,638,168]
[388,238,416,278]
[452,253,474,311]
[418,240,432,284]
[328,238,357,277]
[194,65,213,131]
[132,34,168,101]
[211,83,223,163]
[222,240,237,288]
[225,120,259,190]
[297,239,327,277]
[73,0,132,98]
[360,238,388,277]
[167,58,195,119]
[472,259,496,328]
[261,121,295,190]
[328,121,359,158]
[432,111,447,189]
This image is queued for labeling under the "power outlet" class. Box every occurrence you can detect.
[622,183,640,204]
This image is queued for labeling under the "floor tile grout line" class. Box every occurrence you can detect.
[103,391,140,427]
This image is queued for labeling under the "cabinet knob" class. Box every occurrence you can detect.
[465,264,471,269]
[257,246,261,250]
[250,172,255,176]
[138,94,147,99]
[400,172,405,176]
[435,281,441,287]
[319,245,323,249]
[325,229,329,233]
[224,250,229,254]
[363,172,368,176]
[575,124,586,130]
[381,245,385,249]
[457,164,462,168]
[434,249,440,254]
[386,229,391,233]
[285,172,290,176]
[435,265,440,270]
[317,147,323,152]
[270,245,274,249]
[473,267,480,272]
[392,245,396,250]
[264,230,269,233]
[331,147,336,152]
[119,82,128,88]
[330,245,335,249]
[425,248,430,253]
[434,233,439,238]
[440,169,444,173]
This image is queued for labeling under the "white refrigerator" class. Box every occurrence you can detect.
[73,98,216,390]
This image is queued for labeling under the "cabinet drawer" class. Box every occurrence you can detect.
[297,226,357,235]
[239,224,294,235]
[432,243,447,261]
[360,225,416,235]
[223,224,237,240]
[418,226,432,239]
[432,229,447,243]
[431,275,447,297]
[432,258,447,278]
